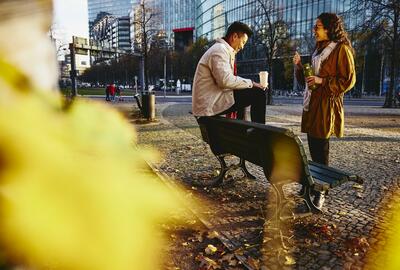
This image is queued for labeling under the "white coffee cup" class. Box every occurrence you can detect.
[259,71,269,88]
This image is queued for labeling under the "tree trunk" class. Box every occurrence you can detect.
[361,52,366,96]
[267,59,273,105]
[144,55,149,90]
[379,51,385,97]
[384,8,398,107]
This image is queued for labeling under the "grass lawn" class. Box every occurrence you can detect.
[60,88,136,96]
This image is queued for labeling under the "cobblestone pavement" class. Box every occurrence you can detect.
[133,102,400,270]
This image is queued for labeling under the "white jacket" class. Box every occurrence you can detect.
[192,38,253,116]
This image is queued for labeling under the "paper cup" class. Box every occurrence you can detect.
[259,71,269,88]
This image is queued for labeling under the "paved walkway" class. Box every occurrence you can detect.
[133,102,400,270]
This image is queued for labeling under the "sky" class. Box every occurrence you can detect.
[52,0,89,42]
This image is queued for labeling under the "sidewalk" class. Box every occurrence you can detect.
[132,102,399,269]
[79,93,386,102]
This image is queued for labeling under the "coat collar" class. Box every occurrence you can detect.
[216,38,236,56]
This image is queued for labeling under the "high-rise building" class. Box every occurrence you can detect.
[111,17,131,52]
[91,14,131,52]
[195,0,359,82]
[88,1,134,53]
[129,0,195,52]
[88,0,135,27]
[129,0,163,53]
[195,0,356,43]
[162,0,195,36]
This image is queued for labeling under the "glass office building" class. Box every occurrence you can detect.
[88,0,136,26]
[163,0,196,39]
[195,0,355,40]
[195,0,359,81]
[88,0,135,52]
[129,0,195,51]
[163,0,196,51]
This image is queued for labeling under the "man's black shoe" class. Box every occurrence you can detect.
[313,192,325,209]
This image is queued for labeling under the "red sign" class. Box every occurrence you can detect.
[172,27,194,33]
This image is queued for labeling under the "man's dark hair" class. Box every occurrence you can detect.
[225,21,253,38]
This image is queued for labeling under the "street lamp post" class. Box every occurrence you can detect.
[135,75,137,95]
[164,54,167,98]
[69,42,77,98]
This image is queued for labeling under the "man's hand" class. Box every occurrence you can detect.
[305,76,323,87]
[253,81,268,90]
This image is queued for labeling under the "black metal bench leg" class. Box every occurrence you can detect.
[196,154,228,187]
[303,185,323,213]
[239,158,256,180]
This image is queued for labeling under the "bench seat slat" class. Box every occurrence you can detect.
[309,161,363,183]
[309,169,348,188]
[309,161,355,178]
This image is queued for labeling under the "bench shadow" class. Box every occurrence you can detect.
[334,136,400,143]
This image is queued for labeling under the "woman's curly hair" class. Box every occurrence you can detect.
[318,13,352,48]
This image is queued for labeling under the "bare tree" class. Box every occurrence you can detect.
[132,0,162,90]
[353,0,399,107]
[49,24,69,60]
[252,0,291,105]
[171,37,210,82]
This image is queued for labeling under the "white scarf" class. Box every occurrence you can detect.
[303,42,337,111]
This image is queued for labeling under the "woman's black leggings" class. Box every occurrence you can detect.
[307,134,330,166]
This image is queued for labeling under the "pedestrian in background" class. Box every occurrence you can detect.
[116,85,123,102]
[106,83,116,102]
[111,83,116,102]
[293,12,356,209]
[105,84,110,101]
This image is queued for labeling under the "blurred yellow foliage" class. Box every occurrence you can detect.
[0,66,190,269]
[365,195,400,270]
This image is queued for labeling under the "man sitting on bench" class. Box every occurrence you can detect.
[192,21,268,124]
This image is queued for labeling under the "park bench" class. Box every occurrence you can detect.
[195,116,364,217]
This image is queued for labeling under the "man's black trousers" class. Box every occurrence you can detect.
[219,87,266,124]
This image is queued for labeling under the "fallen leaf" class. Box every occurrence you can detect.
[205,244,218,255]
[207,231,219,239]
[352,184,363,189]
[187,219,197,225]
[345,237,370,253]
[262,237,273,243]
[284,255,296,265]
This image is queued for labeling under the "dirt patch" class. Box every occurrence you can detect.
[346,115,400,133]
[113,103,248,270]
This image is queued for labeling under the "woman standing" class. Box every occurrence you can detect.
[293,13,356,209]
